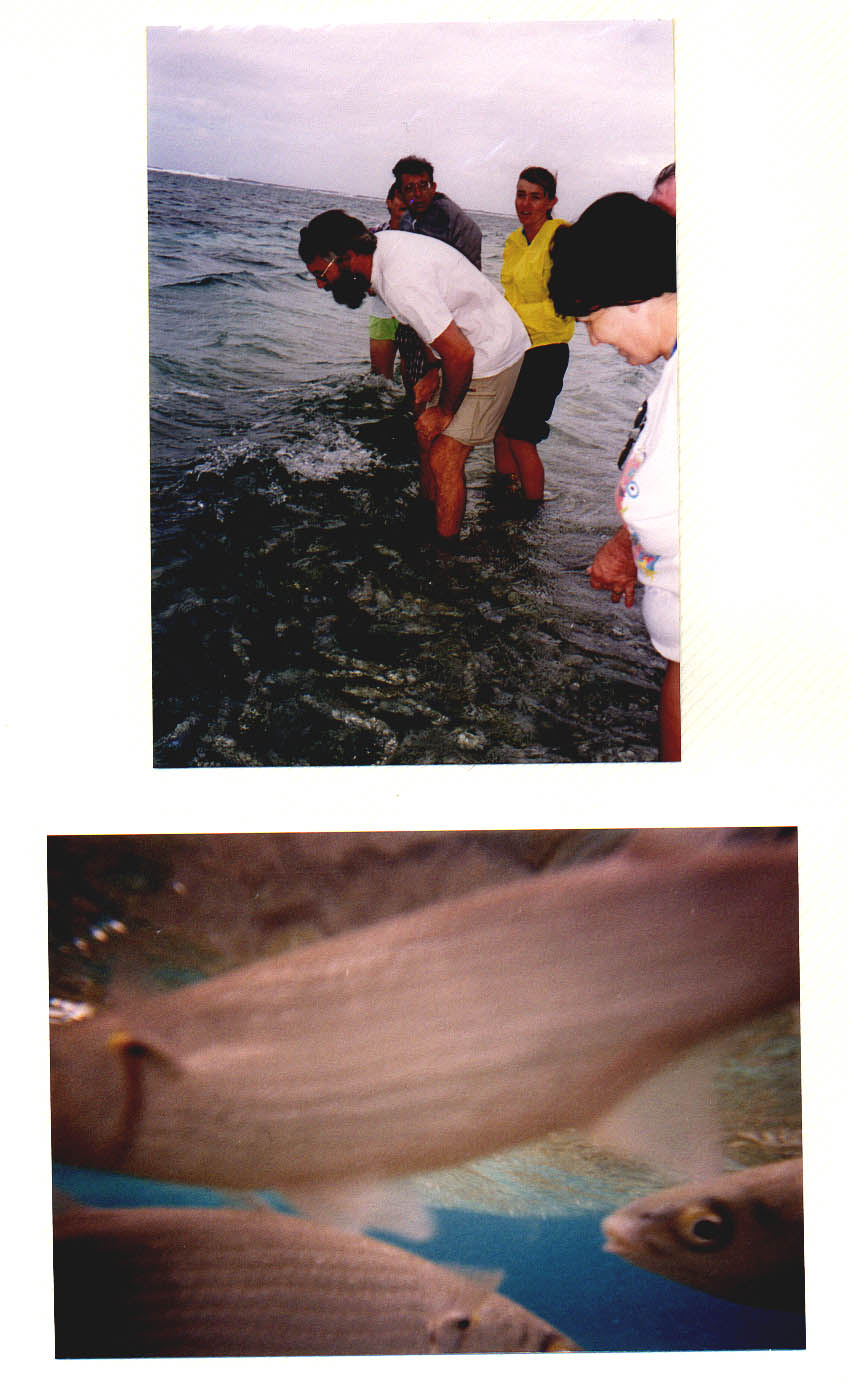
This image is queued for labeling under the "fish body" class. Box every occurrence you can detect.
[50,836,798,1197]
[601,1157,804,1309]
[53,1207,578,1356]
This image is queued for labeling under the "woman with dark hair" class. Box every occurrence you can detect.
[549,193,679,760]
[494,167,574,501]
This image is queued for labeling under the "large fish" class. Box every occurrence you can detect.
[601,1157,804,1310]
[53,1206,578,1356]
[50,833,798,1219]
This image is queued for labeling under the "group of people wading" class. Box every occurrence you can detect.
[298,156,679,759]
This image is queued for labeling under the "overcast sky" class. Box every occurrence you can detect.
[147,22,673,217]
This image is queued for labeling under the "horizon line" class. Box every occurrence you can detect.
[147,167,506,218]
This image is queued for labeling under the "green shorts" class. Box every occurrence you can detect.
[368,315,398,341]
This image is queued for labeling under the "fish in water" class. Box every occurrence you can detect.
[601,1157,804,1310]
[52,1206,579,1356]
[50,833,798,1222]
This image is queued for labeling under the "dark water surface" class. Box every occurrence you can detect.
[149,170,666,766]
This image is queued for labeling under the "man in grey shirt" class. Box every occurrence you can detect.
[392,154,482,268]
[391,155,483,405]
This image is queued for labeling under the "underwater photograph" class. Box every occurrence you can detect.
[49,828,803,1356]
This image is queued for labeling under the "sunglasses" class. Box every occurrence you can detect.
[311,254,339,284]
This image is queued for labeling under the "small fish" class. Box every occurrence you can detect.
[53,1207,578,1356]
[50,833,798,1221]
[601,1157,804,1309]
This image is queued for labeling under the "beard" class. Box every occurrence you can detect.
[330,270,370,309]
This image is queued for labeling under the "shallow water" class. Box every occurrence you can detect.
[149,170,666,766]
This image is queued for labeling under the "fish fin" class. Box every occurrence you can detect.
[244,1191,280,1212]
[585,1037,728,1181]
[284,1178,435,1241]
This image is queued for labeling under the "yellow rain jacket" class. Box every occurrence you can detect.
[501,219,575,349]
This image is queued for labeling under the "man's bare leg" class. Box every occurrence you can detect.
[509,438,545,500]
[428,434,472,538]
[493,430,544,499]
[419,450,437,502]
[494,429,518,479]
[369,338,397,379]
[412,368,443,503]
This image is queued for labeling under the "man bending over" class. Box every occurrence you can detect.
[299,210,528,541]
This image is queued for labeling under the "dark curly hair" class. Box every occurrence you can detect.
[391,155,434,184]
[298,210,377,265]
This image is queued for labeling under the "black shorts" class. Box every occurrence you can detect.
[499,342,570,444]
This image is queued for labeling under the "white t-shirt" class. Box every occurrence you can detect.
[617,351,679,663]
[370,230,529,379]
[368,291,393,320]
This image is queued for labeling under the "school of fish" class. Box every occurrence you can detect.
[49,828,802,1354]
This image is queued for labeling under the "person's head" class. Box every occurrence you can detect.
[649,162,676,215]
[298,210,377,308]
[385,183,406,229]
[515,166,558,237]
[548,193,677,364]
[392,155,437,218]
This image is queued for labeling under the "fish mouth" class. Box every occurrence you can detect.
[600,1217,637,1257]
[602,1235,633,1256]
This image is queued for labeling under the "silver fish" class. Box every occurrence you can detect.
[53,1206,578,1356]
[601,1157,804,1309]
[50,834,798,1208]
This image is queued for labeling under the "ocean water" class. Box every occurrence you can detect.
[149,169,666,767]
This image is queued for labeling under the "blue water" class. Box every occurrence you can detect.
[53,1163,804,1353]
[149,169,666,766]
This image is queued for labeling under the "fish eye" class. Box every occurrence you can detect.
[675,1203,733,1249]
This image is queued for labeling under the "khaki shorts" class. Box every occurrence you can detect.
[442,356,524,447]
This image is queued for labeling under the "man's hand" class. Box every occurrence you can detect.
[412,366,441,417]
[416,403,453,450]
[587,525,638,607]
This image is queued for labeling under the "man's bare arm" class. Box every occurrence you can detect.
[430,320,474,414]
